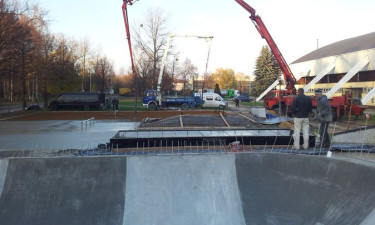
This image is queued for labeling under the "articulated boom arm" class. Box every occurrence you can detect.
[156,34,214,105]
[235,0,296,94]
[122,0,136,75]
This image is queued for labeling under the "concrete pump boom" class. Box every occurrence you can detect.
[234,0,296,95]
[121,0,136,76]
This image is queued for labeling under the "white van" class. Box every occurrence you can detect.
[196,93,228,108]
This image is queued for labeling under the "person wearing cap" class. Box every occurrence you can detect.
[291,88,312,150]
[315,89,333,149]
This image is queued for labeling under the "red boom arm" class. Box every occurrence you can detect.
[235,0,296,95]
[122,0,136,75]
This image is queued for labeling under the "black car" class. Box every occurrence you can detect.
[232,95,253,102]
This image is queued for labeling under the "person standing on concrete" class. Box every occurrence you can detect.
[235,98,240,107]
[315,89,333,149]
[291,88,312,150]
[114,98,119,111]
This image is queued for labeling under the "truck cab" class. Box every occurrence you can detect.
[142,90,158,110]
[263,89,287,112]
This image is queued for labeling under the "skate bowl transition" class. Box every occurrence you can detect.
[1,153,375,225]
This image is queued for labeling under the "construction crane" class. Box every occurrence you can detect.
[235,0,366,119]
[122,0,140,120]
[156,34,214,106]
[121,0,136,76]
[234,0,296,95]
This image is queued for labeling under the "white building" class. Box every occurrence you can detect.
[290,32,375,106]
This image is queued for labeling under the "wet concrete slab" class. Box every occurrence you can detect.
[0,120,139,151]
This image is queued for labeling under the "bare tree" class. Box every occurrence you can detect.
[178,58,197,95]
[17,16,35,109]
[0,0,47,107]
[133,7,169,90]
[93,55,113,93]
[0,0,118,107]
[49,35,80,93]
[0,3,19,102]
[76,37,92,92]
[38,32,55,106]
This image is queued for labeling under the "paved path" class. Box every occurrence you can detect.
[0,105,23,114]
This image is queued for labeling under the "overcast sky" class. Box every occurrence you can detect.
[36,0,375,78]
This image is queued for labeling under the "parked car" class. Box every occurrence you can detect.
[232,95,253,102]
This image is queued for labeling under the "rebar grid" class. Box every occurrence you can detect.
[4,140,375,165]
[138,114,281,129]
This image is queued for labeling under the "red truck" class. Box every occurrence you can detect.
[263,89,365,120]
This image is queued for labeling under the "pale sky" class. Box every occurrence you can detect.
[36,0,375,78]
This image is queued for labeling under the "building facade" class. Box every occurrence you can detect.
[290,32,375,106]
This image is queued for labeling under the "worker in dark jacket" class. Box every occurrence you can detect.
[291,88,312,150]
[315,89,333,149]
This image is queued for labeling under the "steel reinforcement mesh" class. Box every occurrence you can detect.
[140,116,181,128]
[224,115,249,127]
[183,115,226,127]
[139,114,281,129]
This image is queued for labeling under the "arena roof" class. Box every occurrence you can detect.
[292,32,375,64]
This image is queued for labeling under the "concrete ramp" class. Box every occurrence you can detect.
[0,159,8,196]
[0,153,375,225]
[235,154,375,224]
[123,154,246,225]
[0,157,127,225]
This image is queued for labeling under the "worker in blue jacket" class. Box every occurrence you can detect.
[315,89,333,149]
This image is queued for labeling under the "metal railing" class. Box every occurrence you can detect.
[80,117,95,129]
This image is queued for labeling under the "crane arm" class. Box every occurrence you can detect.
[156,35,173,106]
[235,0,296,95]
[156,34,214,105]
[121,0,136,76]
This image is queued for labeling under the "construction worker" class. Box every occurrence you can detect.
[235,98,240,107]
[291,88,312,150]
[315,89,333,149]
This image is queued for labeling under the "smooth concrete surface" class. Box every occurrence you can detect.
[0,121,139,151]
[360,208,375,225]
[333,127,375,144]
[235,154,375,225]
[0,159,8,196]
[0,157,127,225]
[123,154,246,225]
[0,153,375,225]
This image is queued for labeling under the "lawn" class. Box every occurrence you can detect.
[340,113,375,126]
[241,101,264,107]
[118,98,148,111]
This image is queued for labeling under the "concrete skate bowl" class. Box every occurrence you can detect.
[0,153,375,225]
